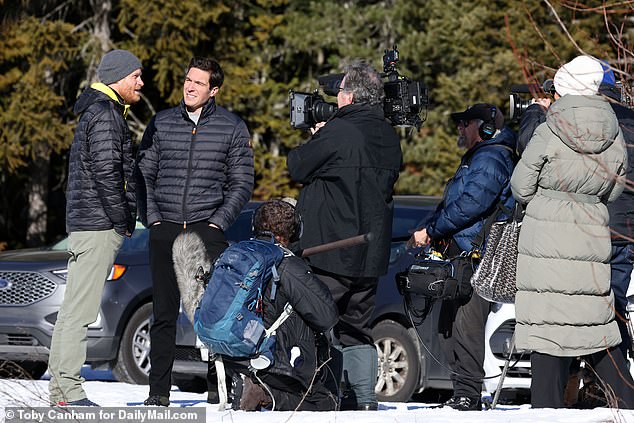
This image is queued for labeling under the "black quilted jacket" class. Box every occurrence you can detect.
[261,253,338,390]
[65,86,136,236]
[135,99,254,231]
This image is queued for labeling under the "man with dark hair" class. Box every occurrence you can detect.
[136,56,254,406]
[227,200,339,411]
[287,61,402,410]
[48,49,143,407]
[409,103,517,411]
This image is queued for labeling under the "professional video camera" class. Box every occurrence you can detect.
[289,46,428,130]
[508,79,556,121]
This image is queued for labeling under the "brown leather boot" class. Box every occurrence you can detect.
[239,377,271,411]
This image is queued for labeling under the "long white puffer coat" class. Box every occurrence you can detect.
[511,94,627,356]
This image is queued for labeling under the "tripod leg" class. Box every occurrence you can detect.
[491,332,516,409]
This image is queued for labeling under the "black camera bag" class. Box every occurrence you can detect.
[397,256,473,301]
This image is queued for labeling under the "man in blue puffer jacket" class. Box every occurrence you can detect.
[409,103,517,411]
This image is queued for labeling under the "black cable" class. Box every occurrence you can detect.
[403,293,525,382]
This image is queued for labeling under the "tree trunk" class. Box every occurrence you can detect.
[26,144,50,247]
[84,0,112,84]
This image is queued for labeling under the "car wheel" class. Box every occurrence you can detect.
[373,319,420,402]
[0,360,47,380]
[112,302,152,384]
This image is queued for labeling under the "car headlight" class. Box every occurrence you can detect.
[52,269,68,280]
[107,264,127,281]
[51,264,127,281]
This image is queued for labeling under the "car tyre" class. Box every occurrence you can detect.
[373,319,420,402]
[0,360,47,380]
[112,302,152,384]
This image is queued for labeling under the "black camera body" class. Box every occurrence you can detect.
[508,79,555,121]
[289,91,337,130]
[289,46,428,130]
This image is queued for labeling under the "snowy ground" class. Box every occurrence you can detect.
[1,370,634,423]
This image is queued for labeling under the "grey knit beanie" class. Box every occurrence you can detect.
[97,49,142,85]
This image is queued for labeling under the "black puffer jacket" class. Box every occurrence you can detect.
[607,101,634,245]
[136,99,254,230]
[261,253,338,390]
[66,86,136,236]
[287,104,402,277]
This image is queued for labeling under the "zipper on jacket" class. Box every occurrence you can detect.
[182,126,197,229]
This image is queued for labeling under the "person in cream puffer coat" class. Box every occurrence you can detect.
[511,54,634,409]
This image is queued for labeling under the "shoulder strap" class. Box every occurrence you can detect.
[470,201,512,251]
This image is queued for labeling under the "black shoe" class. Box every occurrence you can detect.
[230,374,244,411]
[443,396,482,411]
[143,395,169,407]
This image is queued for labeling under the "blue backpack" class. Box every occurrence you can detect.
[193,239,285,359]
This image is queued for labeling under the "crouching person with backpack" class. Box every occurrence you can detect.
[199,200,340,411]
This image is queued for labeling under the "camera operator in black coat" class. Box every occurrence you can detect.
[287,62,402,410]
[231,200,339,411]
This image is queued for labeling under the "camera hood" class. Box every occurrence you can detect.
[318,73,344,97]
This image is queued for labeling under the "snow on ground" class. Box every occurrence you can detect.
[1,377,634,423]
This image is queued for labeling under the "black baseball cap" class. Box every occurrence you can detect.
[450,103,502,128]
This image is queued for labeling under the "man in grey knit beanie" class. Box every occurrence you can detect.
[48,49,143,406]
[98,49,143,86]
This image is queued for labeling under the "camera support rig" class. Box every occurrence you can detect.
[289,45,428,130]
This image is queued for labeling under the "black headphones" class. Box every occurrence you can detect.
[251,200,303,243]
[478,106,497,141]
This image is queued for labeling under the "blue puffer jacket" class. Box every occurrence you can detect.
[426,127,517,252]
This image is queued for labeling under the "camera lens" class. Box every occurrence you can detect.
[312,101,337,123]
[509,93,531,121]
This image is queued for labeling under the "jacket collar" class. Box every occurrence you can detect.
[180,97,217,123]
[90,83,129,118]
[461,126,517,164]
[334,102,384,119]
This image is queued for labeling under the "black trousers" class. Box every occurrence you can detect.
[147,221,227,397]
[259,372,338,411]
[437,292,491,399]
[311,268,377,347]
[531,348,634,409]
[226,360,338,411]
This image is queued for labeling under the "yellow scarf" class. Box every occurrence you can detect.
[90,82,130,118]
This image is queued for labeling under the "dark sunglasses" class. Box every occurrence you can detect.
[458,120,472,128]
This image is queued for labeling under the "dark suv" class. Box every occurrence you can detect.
[0,203,258,383]
[0,196,529,403]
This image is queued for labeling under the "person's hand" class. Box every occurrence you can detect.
[407,228,431,248]
[531,97,551,110]
[310,121,326,135]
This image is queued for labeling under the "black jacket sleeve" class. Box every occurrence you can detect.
[208,119,254,231]
[87,104,133,235]
[135,116,161,227]
[278,256,338,333]
[517,104,547,155]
